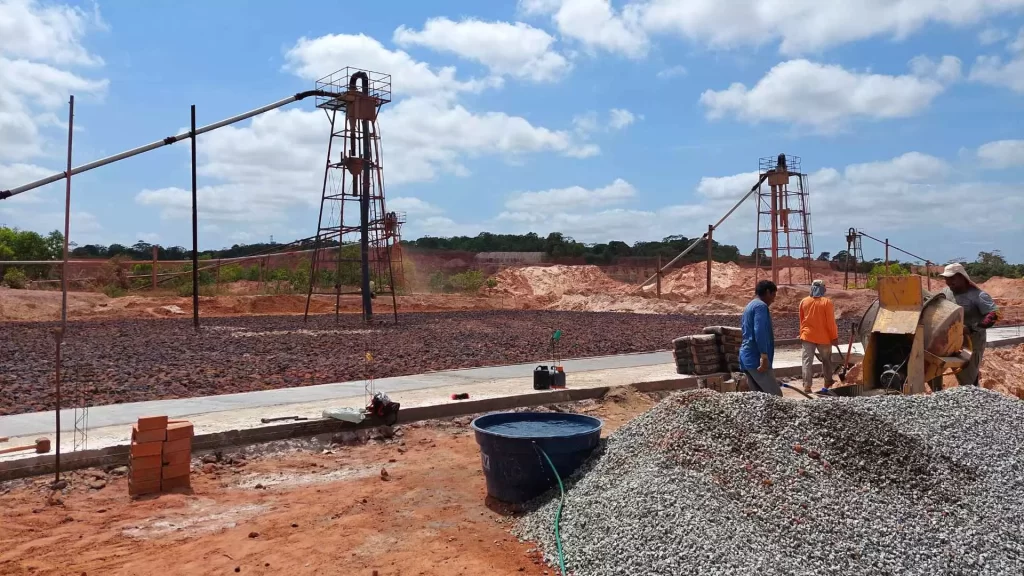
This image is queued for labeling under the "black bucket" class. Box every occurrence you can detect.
[471,412,603,504]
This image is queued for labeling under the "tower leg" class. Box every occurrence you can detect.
[305,110,338,321]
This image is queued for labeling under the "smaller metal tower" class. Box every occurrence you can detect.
[755,154,814,286]
[304,67,404,323]
[843,228,866,289]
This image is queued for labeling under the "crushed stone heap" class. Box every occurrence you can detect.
[516,387,1024,576]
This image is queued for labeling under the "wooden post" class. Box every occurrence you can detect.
[706,224,713,295]
[656,255,662,299]
[151,245,158,290]
[884,238,889,270]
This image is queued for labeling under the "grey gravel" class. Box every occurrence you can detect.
[515,387,1024,575]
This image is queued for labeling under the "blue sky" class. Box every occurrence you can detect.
[1,0,1023,263]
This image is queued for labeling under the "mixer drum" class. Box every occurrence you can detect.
[858,290,965,382]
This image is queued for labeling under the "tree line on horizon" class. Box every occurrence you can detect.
[1,226,1021,285]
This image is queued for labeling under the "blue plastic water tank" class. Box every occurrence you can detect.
[471,412,603,504]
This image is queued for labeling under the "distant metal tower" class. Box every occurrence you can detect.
[843,228,865,289]
[303,68,404,323]
[755,154,814,286]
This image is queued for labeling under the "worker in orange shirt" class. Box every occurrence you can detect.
[799,279,840,393]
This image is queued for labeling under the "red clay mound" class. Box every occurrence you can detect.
[485,265,628,298]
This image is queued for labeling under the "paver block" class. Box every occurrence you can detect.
[162,449,191,466]
[128,478,161,496]
[161,475,192,491]
[136,415,168,432]
[129,455,162,470]
[129,441,163,458]
[166,422,194,441]
[129,467,162,483]
[162,437,191,454]
[132,424,166,444]
[161,462,191,479]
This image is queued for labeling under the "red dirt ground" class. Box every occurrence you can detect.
[0,391,655,576]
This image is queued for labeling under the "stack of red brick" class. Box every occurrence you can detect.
[128,415,194,496]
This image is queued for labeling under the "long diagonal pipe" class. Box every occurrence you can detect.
[0,90,334,200]
[637,171,773,289]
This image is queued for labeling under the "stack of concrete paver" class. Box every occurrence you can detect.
[703,326,743,372]
[671,334,721,375]
[127,415,193,496]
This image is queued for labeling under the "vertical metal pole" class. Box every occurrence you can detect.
[151,245,158,289]
[884,238,889,270]
[305,110,337,321]
[844,232,852,290]
[770,185,779,284]
[706,224,713,295]
[61,95,74,326]
[360,117,373,323]
[54,328,62,484]
[926,260,931,291]
[190,105,199,329]
[656,255,662,299]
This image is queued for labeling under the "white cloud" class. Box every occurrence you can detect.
[137,33,596,223]
[633,0,1024,55]
[0,0,106,66]
[0,0,107,214]
[695,171,760,199]
[505,178,637,211]
[979,27,1009,45]
[387,197,444,216]
[393,18,570,83]
[699,59,952,132]
[970,54,1024,93]
[283,33,499,100]
[843,152,950,184]
[977,139,1024,168]
[1009,27,1024,52]
[608,108,637,129]
[573,108,639,136]
[656,65,687,79]
[908,54,963,83]
[519,0,649,58]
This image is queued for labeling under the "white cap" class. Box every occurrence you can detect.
[939,263,975,285]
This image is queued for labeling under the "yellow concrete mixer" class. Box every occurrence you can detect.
[840,275,971,396]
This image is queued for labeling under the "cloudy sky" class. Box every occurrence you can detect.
[1,0,1023,262]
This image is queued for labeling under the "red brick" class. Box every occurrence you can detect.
[162,437,191,454]
[128,478,161,496]
[136,415,168,432]
[130,455,162,470]
[130,441,163,458]
[161,462,191,479]
[129,467,162,483]
[162,449,191,466]
[166,422,194,441]
[161,475,192,492]
[132,424,166,444]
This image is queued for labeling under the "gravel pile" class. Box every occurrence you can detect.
[516,387,1024,575]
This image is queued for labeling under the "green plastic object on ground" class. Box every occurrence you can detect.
[552,329,562,342]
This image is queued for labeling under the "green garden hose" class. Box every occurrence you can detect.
[534,443,568,576]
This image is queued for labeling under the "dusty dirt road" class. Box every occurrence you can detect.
[0,390,656,576]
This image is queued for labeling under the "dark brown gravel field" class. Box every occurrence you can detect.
[0,311,799,416]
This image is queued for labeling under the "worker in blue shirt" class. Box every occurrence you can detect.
[739,280,782,396]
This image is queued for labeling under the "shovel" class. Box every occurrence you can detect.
[836,328,856,383]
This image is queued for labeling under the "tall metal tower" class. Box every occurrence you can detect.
[303,67,405,323]
[754,154,814,286]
